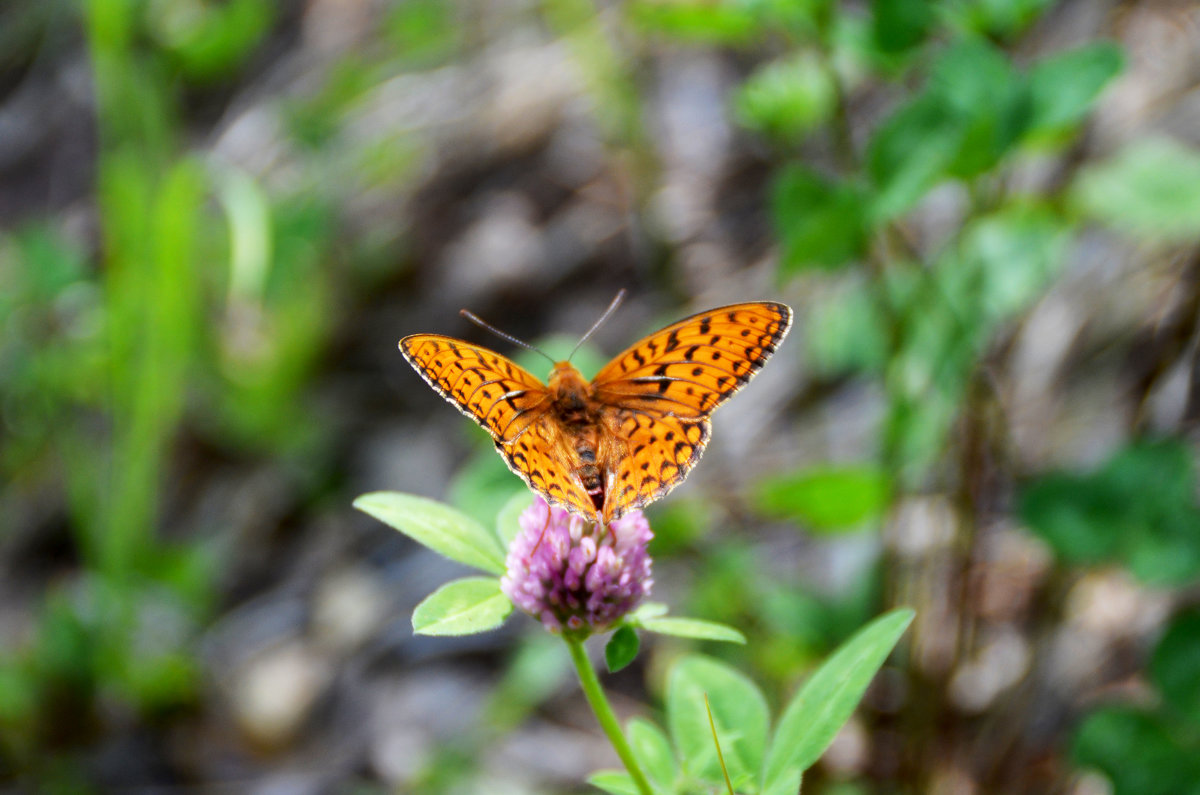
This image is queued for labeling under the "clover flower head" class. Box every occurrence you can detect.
[500,497,653,636]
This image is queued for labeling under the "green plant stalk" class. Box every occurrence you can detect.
[565,637,654,795]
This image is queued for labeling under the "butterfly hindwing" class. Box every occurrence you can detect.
[604,410,712,523]
[496,415,595,519]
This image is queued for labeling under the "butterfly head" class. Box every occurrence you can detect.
[548,360,589,397]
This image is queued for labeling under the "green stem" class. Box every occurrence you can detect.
[565,637,654,795]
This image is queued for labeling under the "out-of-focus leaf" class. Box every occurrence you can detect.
[639,617,746,644]
[928,38,1029,177]
[667,655,768,787]
[1072,138,1200,244]
[495,491,534,548]
[605,626,641,673]
[805,279,889,376]
[953,204,1069,321]
[754,465,891,532]
[485,634,569,730]
[586,770,641,795]
[945,0,1055,39]
[763,769,804,795]
[869,38,1030,213]
[354,492,507,575]
[145,0,274,81]
[772,165,867,272]
[383,0,461,66]
[735,54,835,141]
[866,95,963,221]
[1019,439,1200,584]
[628,717,679,790]
[645,498,713,554]
[411,577,512,636]
[1026,42,1123,141]
[1072,706,1200,795]
[1151,610,1200,725]
[627,0,761,45]
[871,0,933,54]
[446,450,527,531]
[763,608,913,787]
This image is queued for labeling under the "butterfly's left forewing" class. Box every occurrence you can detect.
[591,302,792,522]
[400,335,550,442]
[400,334,595,517]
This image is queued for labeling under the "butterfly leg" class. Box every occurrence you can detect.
[529,499,554,556]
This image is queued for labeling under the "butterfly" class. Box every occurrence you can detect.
[400,299,792,525]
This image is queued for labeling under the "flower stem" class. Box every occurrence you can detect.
[565,637,654,795]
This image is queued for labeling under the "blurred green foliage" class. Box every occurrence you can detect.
[4,0,1200,791]
[1021,440,1200,585]
[1073,608,1200,795]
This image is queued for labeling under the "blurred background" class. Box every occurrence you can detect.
[2,0,1200,792]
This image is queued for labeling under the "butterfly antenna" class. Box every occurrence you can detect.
[568,289,627,362]
[460,308,556,365]
[705,693,736,795]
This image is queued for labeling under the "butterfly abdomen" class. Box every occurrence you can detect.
[545,363,609,515]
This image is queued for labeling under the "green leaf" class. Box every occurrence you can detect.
[763,608,913,786]
[772,165,867,272]
[804,279,889,376]
[411,577,513,636]
[446,449,528,529]
[586,770,641,795]
[1025,42,1123,141]
[1072,138,1200,244]
[606,626,641,673]
[627,0,761,45]
[1072,706,1200,795]
[871,0,933,54]
[952,204,1069,322]
[639,617,747,644]
[927,38,1029,177]
[762,769,803,795]
[485,634,571,730]
[754,465,891,532]
[1019,439,1200,584]
[627,718,679,790]
[496,491,534,548]
[866,95,963,221]
[735,54,835,142]
[354,492,507,575]
[946,0,1056,39]
[1151,610,1200,725]
[628,602,670,622]
[667,655,769,787]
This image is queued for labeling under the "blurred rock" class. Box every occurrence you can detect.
[929,765,978,795]
[231,640,333,749]
[435,192,548,304]
[822,716,869,776]
[949,625,1031,713]
[366,666,489,784]
[312,564,389,654]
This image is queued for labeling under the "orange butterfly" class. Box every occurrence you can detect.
[400,298,792,525]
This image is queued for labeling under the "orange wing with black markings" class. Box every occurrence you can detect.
[592,302,792,522]
[400,301,792,525]
[399,335,549,442]
[399,335,596,518]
